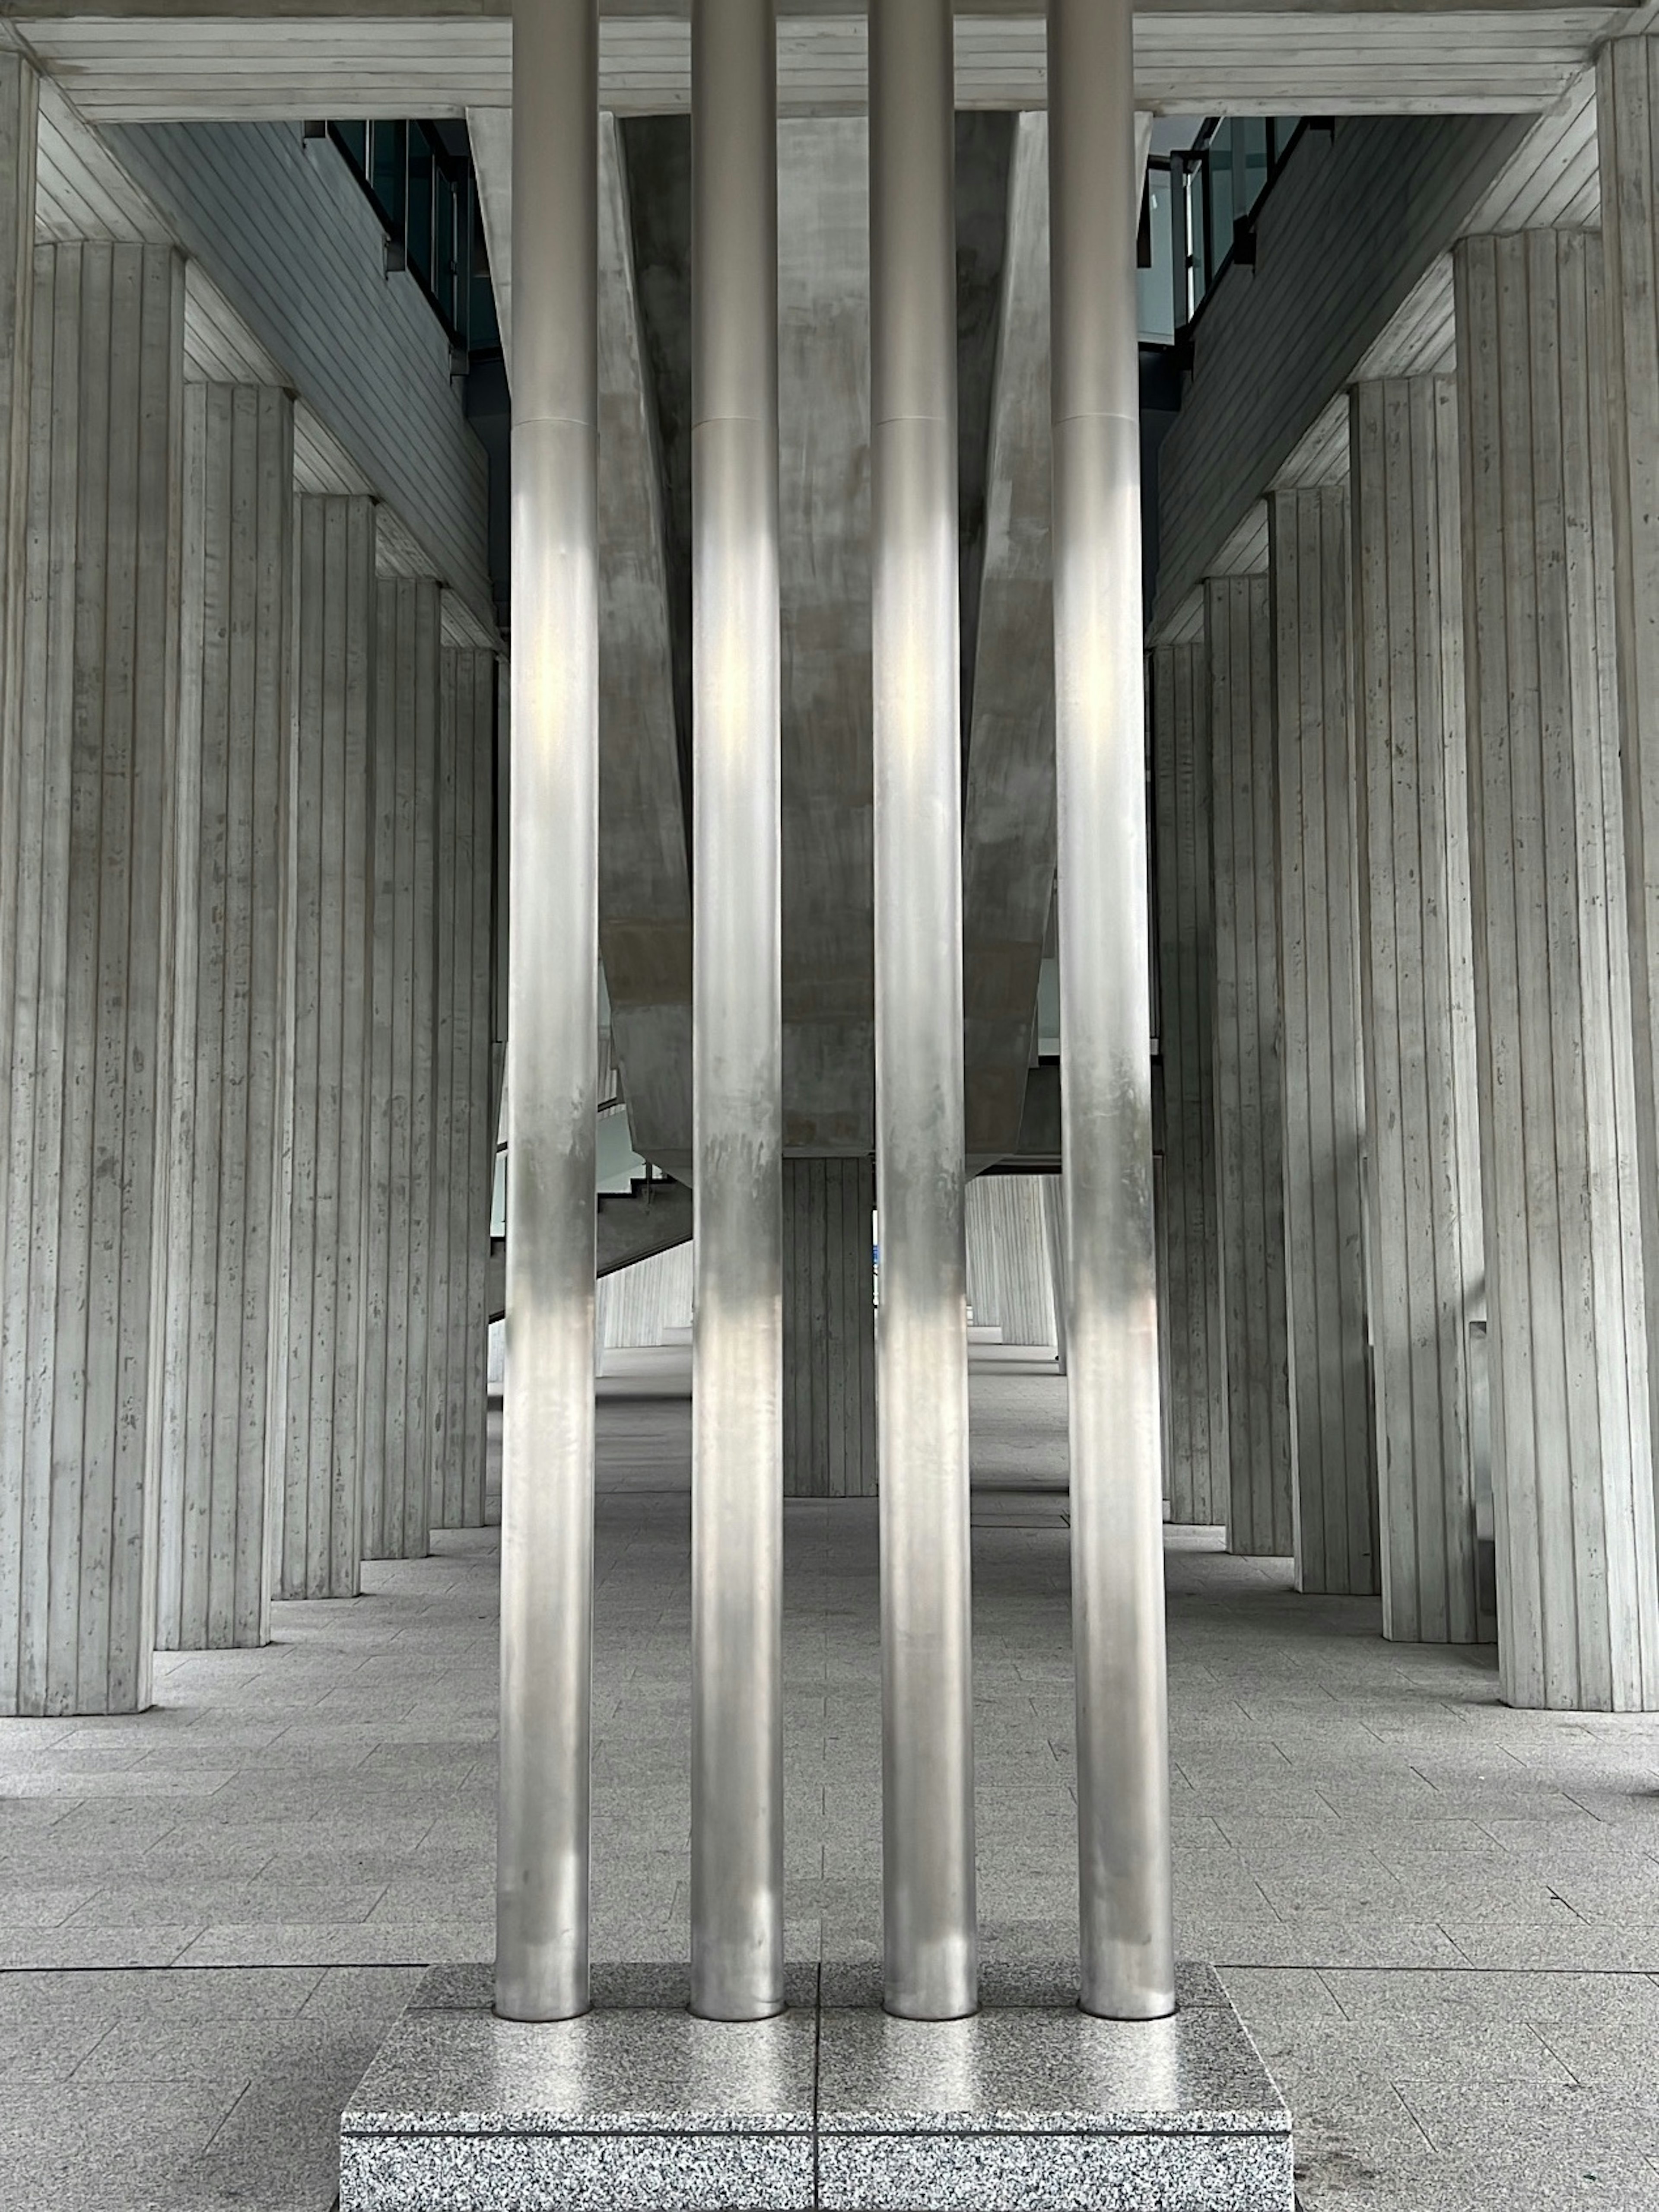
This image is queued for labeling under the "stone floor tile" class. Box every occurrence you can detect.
[1397,2078,1659,2161]
[1444,1922,1659,1970]
[1195,1917,1467,1970]
[0,2014,117,2079]
[0,1884,101,1927]
[0,2081,244,2212]
[174,1920,492,1967]
[67,1879,388,1929]
[9,1355,1659,2212]
[0,1927,200,1969]
[296,1963,428,2023]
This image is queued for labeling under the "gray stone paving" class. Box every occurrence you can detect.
[3,1350,1659,2207]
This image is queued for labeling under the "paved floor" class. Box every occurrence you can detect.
[3,1350,1659,2209]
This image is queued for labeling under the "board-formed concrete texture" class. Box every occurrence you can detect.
[339,1958,1290,2212]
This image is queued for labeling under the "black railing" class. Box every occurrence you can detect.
[1141,116,1313,351]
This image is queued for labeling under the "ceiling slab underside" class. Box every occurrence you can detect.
[2,9,1634,121]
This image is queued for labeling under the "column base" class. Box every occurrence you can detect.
[340,1960,1292,2211]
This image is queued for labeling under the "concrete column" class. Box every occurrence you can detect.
[0,56,33,820]
[783,1156,876,1497]
[1151,642,1226,1526]
[0,57,40,1705]
[1349,375,1486,1644]
[0,242,184,1715]
[870,0,976,2022]
[1042,1172,1068,1375]
[1268,486,1378,1597]
[690,0,785,2024]
[1049,0,1173,2021]
[1601,37,1659,1523]
[156,384,294,1651]
[268,494,377,1603]
[1205,574,1294,1557]
[430,647,497,1530]
[497,0,601,2024]
[360,575,442,1562]
[1454,228,1659,1710]
[965,1175,1056,1348]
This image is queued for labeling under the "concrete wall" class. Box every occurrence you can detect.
[1154,112,1531,629]
[966,1174,1056,1349]
[106,120,493,626]
[599,1244,695,1353]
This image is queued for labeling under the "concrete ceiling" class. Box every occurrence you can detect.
[1,6,1637,122]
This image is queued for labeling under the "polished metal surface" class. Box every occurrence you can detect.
[869,0,977,2024]
[1048,0,1176,2021]
[689,0,785,2024]
[496,0,600,2024]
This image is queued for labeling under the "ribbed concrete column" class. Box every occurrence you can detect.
[156,384,294,1651]
[268,494,377,1603]
[1205,574,1294,1557]
[1268,487,1378,1597]
[0,57,38,1709]
[1601,38,1659,1517]
[0,242,184,1715]
[1151,642,1225,1526]
[783,1156,876,1497]
[0,57,33,811]
[361,575,442,1562]
[965,1175,1056,1347]
[430,647,498,1530]
[1349,376,1486,1645]
[1454,228,1659,1710]
[1042,1173,1068,1375]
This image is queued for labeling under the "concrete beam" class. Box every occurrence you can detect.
[961,111,1052,1166]
[595,112,693,1166]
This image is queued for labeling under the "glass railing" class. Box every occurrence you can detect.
[1140,116,1308,349]
[315,118,501,368]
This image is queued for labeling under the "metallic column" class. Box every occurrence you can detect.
[689,0,785,2023]
[496,0,600,2023]
[871,0,977,2023]
[1049,0,1176,2020]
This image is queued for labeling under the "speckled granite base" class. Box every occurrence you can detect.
[339,1961,1292,2211]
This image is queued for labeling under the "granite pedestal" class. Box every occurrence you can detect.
[339,1961,1292,2211]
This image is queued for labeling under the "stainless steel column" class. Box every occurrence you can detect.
[690,0,785,2023]
[870,0,977,2023]
[1049,0,1176,2020]
[496,0,600,2024]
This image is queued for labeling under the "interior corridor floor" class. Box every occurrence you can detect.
[3,1348,1658,2210]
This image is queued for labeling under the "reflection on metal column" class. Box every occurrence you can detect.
[495,0,600,2024]
[689,0,785,2024]
[1048,0,1177,2021]
[870,0,978,2024]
